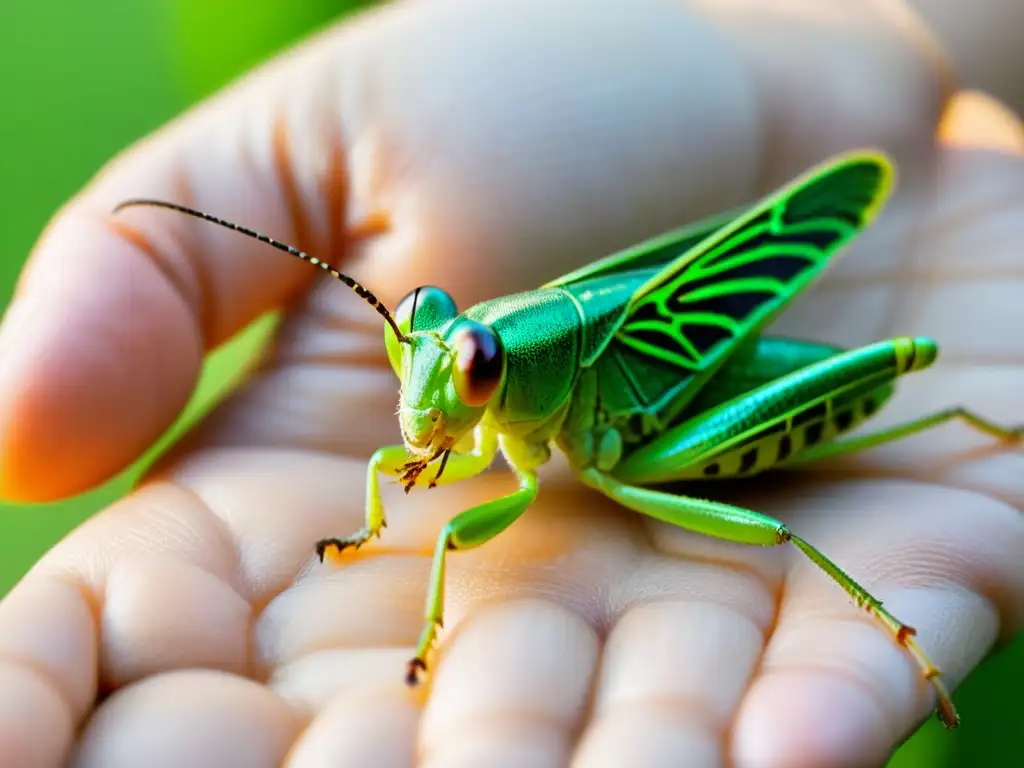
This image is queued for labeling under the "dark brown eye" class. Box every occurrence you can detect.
[452,320,504,407]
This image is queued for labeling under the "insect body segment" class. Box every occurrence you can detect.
[114,150,1022,730]
[612,336,931,484]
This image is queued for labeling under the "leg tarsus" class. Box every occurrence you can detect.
[405,657,427,686]
[316,443,408,564]
[315,527,381,564]
[786,530,959,728]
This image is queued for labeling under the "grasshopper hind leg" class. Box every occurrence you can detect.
[576,465,960,728]
[787,406,1022,467]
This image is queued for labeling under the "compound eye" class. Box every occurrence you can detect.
[452,320,504,407]
[394,286,457,335]
[387,286,458,376]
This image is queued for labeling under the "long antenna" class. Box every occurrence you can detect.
[113,199,409,343]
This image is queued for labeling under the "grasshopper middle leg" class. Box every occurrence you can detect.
[407,436,540,685]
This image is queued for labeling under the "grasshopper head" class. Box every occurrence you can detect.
[385,287,506,464]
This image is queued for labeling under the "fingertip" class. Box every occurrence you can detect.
[0,660,75,768]
[939,89,1024,153]
[286,689,420,768]
[732,672,895,768]
[0,576,98,717]
[71,670,301,768]
[0,575,99,766]
[0,209,203,501]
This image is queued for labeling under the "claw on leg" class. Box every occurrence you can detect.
[315,527,380,564]
[405,657,428,687]
[406,616,443,687]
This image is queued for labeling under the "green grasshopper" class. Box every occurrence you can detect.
[115,149,1021,729]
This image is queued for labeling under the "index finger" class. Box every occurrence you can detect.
[0,0,951,502]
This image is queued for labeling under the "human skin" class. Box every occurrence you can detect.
[907,0,1024,113]
[0,1,1021,766]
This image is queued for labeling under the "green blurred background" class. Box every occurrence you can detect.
[0,2,1018,765]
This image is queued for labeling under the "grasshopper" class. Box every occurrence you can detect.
[115,149,1021,728]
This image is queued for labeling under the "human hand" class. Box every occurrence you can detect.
[0,1,1021,766]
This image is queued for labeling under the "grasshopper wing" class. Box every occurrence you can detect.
[544,206,746,288]
[605,150,894,416]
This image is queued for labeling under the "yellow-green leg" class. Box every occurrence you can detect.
[783,406,1022,466]
[317,426,499,562]
[579,466,960,728]
[407,435,544,685]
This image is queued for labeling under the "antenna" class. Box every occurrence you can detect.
[113,199,409,343]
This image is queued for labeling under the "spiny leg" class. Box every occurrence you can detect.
[407,461,539,685]
[316,443,407,563]
[579,467,960,728]
[317,426,500,563]
[784,406,1023,466]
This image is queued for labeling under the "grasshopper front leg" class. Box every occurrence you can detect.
[316,425,499,563]
[406,433,543,685]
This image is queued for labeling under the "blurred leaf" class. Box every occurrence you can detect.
[948,635,1024,765]
[170,0,376,100]
[0,0,187,591]
[889,716,952,768]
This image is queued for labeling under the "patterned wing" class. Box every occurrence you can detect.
[616,150,894,376]
[543,205,746,289]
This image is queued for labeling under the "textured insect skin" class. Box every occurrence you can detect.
[609,336,912,483]
[113,149,1023,731]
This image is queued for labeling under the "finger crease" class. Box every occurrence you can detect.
[271,112,319,260]
[0,650,79,727]
[423,708,574,760]
[922,186,1024,246]
[150,479,261,678]
[320,114,350,264]
[103,214,208,349]
[597,695,723,737]
[757,662,898,737]
[723,553,786,765]
[645,539,784,593]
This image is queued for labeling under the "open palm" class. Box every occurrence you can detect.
[0,2,1021,767]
